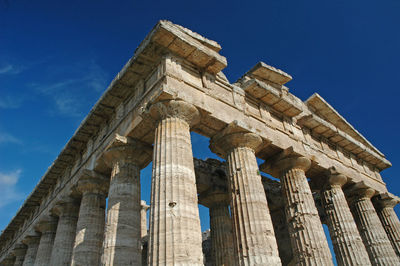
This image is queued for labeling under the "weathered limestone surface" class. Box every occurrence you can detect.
[141,200,150,238]
[33,217,58,266]
[49,198,80,266]
[321,170,371,266]
[147,100,204,265]
[102,135,152,266]
[211,128,281,265]
[21,236,40,266]
[71,172,107,266]
[373,193,400,258]
[199,189,235,266]
[1,256,15,266]
[275,156,333,265]
[348,187,399,265]
[11,244,27,266]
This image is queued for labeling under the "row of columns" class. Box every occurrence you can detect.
[2,99,400,266]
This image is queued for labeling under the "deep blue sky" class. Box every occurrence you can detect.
[1,0,399,263]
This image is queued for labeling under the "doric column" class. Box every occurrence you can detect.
[33,217,58,266]
[141,200,150,238]
[21,235,40,266]
[101,135,152,266]
[274,156,333,265]
[210,129,281,265]
[49,197,80,266]
[71,171,108,266]
[147,100,204,265]
[373,193,400,258]
[199,189,235,266]
[348,186,399,265]
[12,244,27,266]
[321,169,371,266]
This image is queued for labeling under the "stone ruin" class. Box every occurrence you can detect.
[0,20,399,266]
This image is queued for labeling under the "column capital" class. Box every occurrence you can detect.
[346,183,376,204]
[373,192,400,209]
[103,134,152,168]
[51,197,80,217]
[273,156,311,175]
[210,122,263,158]
[76,170,108,196]
[35,216,58,233]
[326,167,347,188]
[148,100,200,126]
[22,234,41,245]
[198,187,229,208]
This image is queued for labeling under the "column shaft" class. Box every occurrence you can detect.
[227,146,281,265]
[378,207,400,257]
[49,201,79,266]
[322,184,371,265]
[12,245,27,266]
[279,159,333,265]
[350,191,399,265]
[34,219,58,266]
[71,188,106,266]
[102,162,141,265]
[148,116,203,265]
[22,236,40,266]
[209,203,235,266]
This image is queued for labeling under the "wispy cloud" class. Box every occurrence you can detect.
[0,132,22,145]
[31,59,110,117]
[0,169,24,208]
[0,94,24,109]
[0,64,24,75]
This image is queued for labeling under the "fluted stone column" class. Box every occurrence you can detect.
[199,189,235,266]
[21,235,40,266]
[348,187,399,265]
[71,171,107,266]
[147,100,204,265]
[210,130,281,265]
[34,217,58,266]
[102,136,152,266]
[12,244,27,266]
[321,169,371,266]
[275,156,333,265]
[141,200,150,238]
[49,198,80,266]
[373,193,400,258]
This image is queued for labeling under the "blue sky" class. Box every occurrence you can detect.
[1,0,399,263]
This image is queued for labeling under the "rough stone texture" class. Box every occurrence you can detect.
[141,200,150,238]
[49,198,80,266]
[147,100,204,265]
[199,189,235,266]
[348,187,399,265]
[210,128,281,265]
[11,244,27,266]
[202,230,212,266]
[102,135,152,266]
[33,217,58,266]
[1,256,15,266]
[71,171,108,266]
[275,156,333,266]
[373,193,400,258]
[321,169,371,266]
[21,236,40,266]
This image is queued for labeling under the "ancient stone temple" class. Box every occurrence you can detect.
[0,20,399,266]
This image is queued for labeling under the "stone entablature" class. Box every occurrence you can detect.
[0,20,398,265]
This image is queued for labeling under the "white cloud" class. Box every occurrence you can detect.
[0,132,22,145]
[0,169,24,208]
